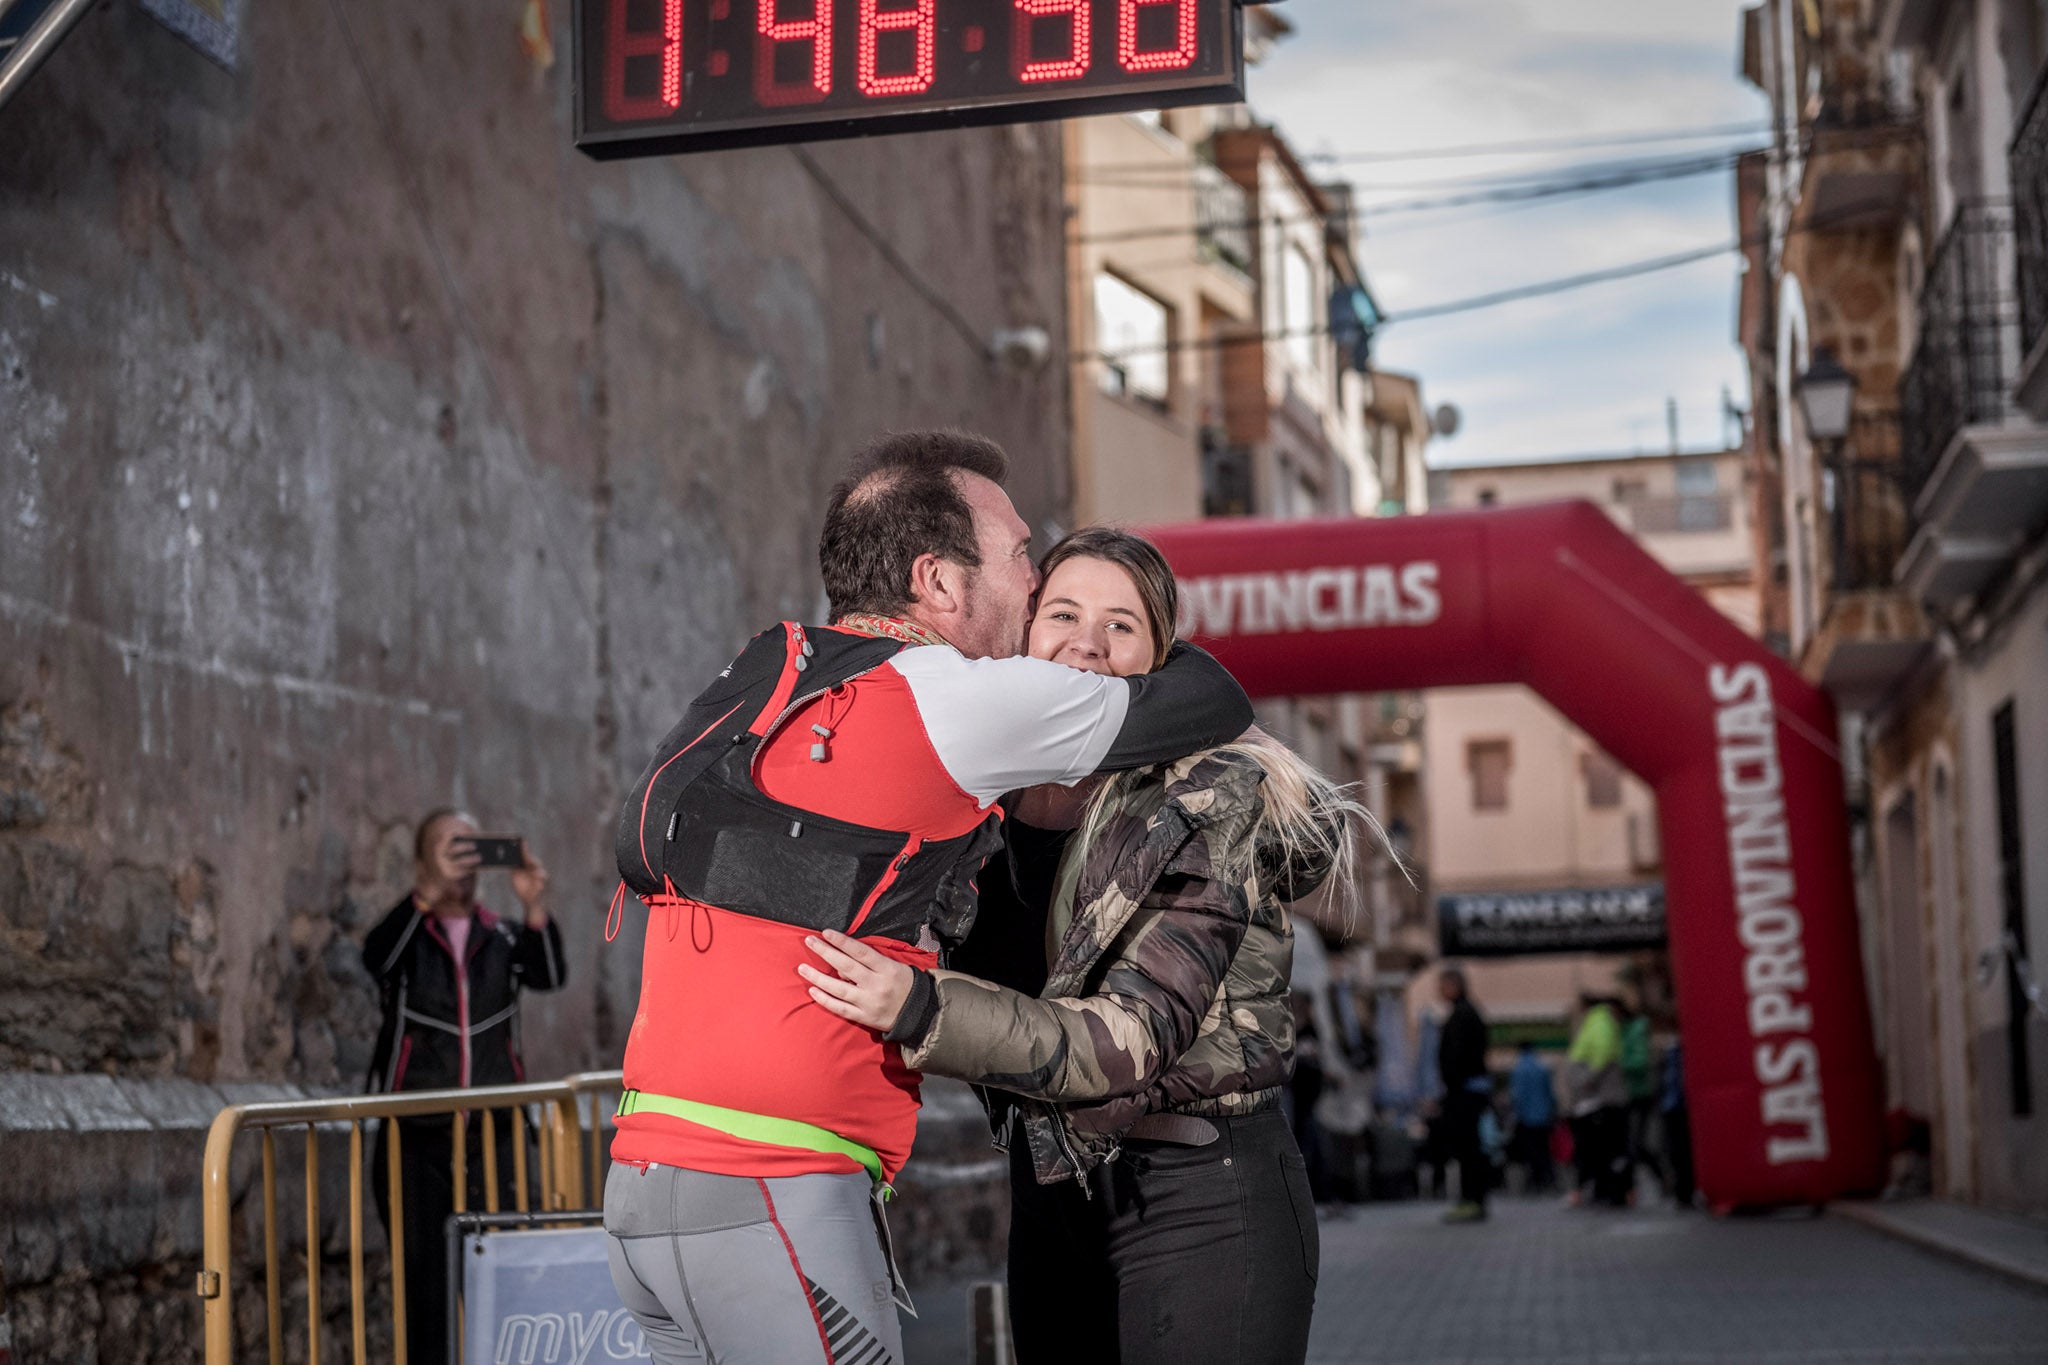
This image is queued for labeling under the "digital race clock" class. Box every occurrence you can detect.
[574,0,1247,158]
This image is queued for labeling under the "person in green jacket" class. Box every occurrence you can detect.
[1566,994,1630,1205]
[1619,1002,1664,1197]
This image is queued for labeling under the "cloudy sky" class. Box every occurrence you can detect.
[1246,0,1769,464]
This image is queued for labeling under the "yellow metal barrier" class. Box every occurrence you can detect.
[198,1070,624,1365]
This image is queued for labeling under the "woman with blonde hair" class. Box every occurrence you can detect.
[803,526,1364,1365]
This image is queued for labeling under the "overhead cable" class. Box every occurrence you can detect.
[1076,119,1774,176]
[1070,150,1754,247]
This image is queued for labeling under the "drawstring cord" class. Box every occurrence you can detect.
[604,881,631,943]
[648,875,715,955]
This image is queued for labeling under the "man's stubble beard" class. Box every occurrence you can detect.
[955,572,1030,661]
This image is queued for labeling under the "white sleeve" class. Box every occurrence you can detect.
[888,648,1132,807]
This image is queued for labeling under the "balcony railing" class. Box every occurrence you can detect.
[1824,412,1909,591]
[1900,203,2019,504]
[1622,491,1735,534]
[1194,161,1253,278]
[2013,71,2048,361]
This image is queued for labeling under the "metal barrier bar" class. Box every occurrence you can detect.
[386,1118,407,1365]
[512,1106,530,1213]
[348,1122,366,1365]
[304,1127,321,1365]
[199,1071,622,1364]
[482,1109,500,1213]
[262,1131,282,1365]
[451,1111,466,1216]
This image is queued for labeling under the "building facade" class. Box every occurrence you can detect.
[1061,69,1433,1170]
[1417,448,1759,1042]
[1738,0,2048,1217]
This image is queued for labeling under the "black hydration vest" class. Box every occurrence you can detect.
[614,623,1005,950]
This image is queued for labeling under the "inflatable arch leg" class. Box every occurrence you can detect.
[1143,502,1885,1208]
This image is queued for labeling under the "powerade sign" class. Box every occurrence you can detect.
[1437,883,1666,958]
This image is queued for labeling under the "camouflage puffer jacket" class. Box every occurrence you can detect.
[887,747,1331,1185]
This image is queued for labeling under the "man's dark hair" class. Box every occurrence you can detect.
[819,430,1011,620]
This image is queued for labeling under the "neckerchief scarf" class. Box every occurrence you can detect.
[834,613,952,649]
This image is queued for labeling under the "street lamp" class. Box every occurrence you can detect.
[1795,347,1857,446]
[1796,347,1862,592]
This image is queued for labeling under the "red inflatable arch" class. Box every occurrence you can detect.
[1142,501,1884,1208]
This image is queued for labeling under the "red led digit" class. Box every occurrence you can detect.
[858,0,936,97]
[604,0,684,122]
[1012,0,1089,83]
[1118,0,1196,72]
[756,0,833,106]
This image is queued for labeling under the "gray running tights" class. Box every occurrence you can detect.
[604,1162,902,1365]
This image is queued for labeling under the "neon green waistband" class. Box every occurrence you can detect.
[616,1088,887,1189]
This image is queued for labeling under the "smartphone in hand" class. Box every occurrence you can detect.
[454,836,526,869]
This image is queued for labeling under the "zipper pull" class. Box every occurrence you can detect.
[810,723,834,763]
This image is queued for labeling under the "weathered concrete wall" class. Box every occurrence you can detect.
[0,0,1067,1081]
[1,0,1063,1353]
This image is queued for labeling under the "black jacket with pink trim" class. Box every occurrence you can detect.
[363,897,566,1094]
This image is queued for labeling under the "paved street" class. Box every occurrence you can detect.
[908,1197,2048,1363]
[1303,1198,2048,1364]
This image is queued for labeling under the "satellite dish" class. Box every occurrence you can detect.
[1432,403,1463,439]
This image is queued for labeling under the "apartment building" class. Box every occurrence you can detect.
[1739,0,2048,1216]
[1417,449,1760,1043]
[1061,27,1422,919]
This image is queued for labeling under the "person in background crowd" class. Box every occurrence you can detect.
[1508,1041,1558,1193]
[1620,996,1661,1199]
[1660,1030,1695,1208]
[1436,966,1492,1223]
[1565,993,1630,1207]
[363,809,566,1365]
[1288,990,1335,1203]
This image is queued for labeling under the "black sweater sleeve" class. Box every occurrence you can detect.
[511,917,568,991]
[1095,643,1254,772]
[362,899,423,986]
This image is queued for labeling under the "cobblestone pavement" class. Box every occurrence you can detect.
[1304,1197,2048,1365]
[906,1196,2048,1363]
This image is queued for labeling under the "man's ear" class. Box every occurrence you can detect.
[906,552,959,613]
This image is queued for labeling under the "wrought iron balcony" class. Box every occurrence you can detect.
[2013,73,2048,363]
[1824,414,1909,591]
[1620,492,1735,535]
[1900,203,2019,505]
[1194,161,1253,279]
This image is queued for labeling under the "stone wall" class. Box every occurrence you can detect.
[1,0,1062,1355]
[0,1074,1006,1364]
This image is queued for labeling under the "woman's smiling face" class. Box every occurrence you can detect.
[1029,556,1158,677]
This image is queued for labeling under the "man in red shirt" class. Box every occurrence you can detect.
[603,431,1252,1364]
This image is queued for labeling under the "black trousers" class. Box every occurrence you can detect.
[1663,1104,1695,1205]
[370,1114,527,1365]
[1571,1106,1631,1206]
[1510,1119,1555,1191]
[1008,1108,1319,1365]
[1443,1091,1491,1208]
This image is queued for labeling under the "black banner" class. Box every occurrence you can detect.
[1437,883,1666,958]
